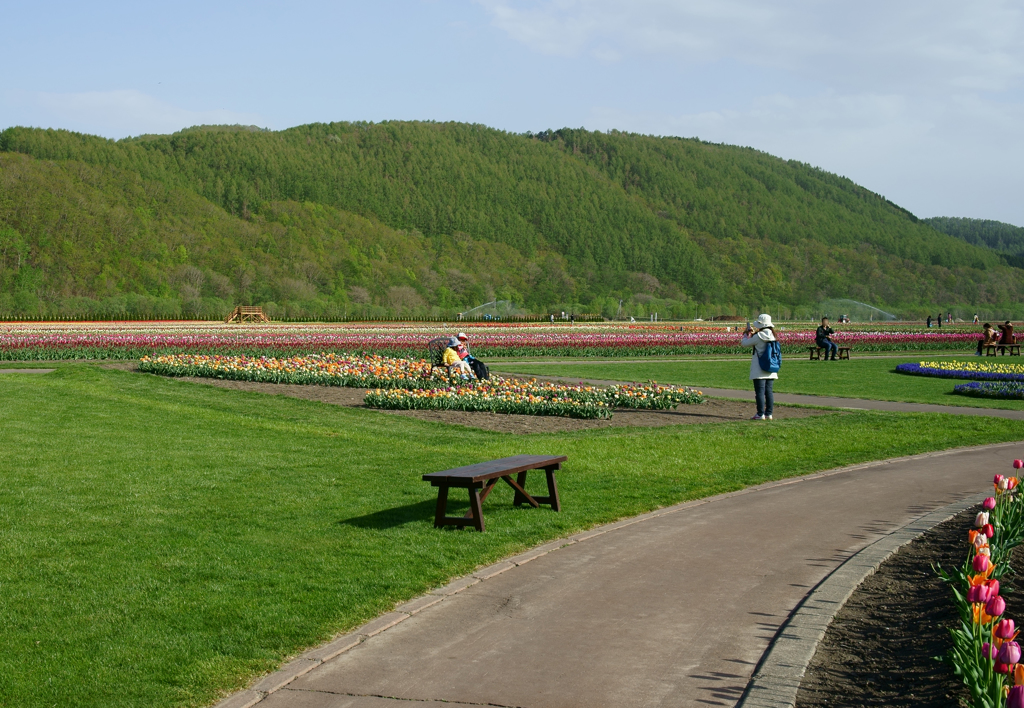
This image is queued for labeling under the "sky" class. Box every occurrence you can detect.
[3,0,1023,225]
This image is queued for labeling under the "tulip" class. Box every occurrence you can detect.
[998,663,1011,674]
[975,554,992,573]
[988,595,1007,618]
[996,619,1016,639]
[1009,686,1024,708]
[984,523,995,538]
[1012,477,1020,490]
[976,512,991,527]
[984,497,997,510]
[983,642,997,659]
[989,580,1001,597]
[997,474,1006,485]
[999,641,1022,665]
[968,585,981,603]
[1015,460,1023,469]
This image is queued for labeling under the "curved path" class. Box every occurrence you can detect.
[218,441,1024,708]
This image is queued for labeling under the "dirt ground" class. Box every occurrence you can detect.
[795,508,1016,707]
[110,363,829,433]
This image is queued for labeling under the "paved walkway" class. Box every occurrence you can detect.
[220,441,1024,708]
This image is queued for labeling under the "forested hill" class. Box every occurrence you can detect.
[924,217,1024,260]
[1,121,1021,319]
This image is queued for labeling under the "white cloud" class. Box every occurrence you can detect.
[478,0,1024,94]
[28,90,265,138]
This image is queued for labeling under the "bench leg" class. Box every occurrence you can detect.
[505,473,540,508]
[545,468,561,512]
[468,486,485,532]
[433,485,450,528]
[511,467,561,511]
[512,471,531,507]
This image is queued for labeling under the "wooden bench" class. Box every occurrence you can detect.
[984,344,1021,356]
[809,347,851,360]
[423,454,565,532]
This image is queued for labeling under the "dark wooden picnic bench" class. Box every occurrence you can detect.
[984,343,1021,356]
[809,346,851,360]
[423,454,565,532]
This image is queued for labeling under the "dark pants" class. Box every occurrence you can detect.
[818,340,838,359]
[468,358,489,380]
[754,378,774,417]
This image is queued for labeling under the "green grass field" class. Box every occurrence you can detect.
[2,364,1024,707]
[493,356,1024,409]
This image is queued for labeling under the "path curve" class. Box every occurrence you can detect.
[216,441,1024,708]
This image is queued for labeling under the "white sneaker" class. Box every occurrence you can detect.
[751,415,765,420]
[767,415,773,420]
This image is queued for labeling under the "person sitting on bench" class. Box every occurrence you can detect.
[443,338,474,376]
[455,332,489,380]
[976,323,999,355]
[1000,321,1015,346]
[815,317,839,360]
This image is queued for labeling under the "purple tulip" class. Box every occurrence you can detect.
[998,641,1021,665]
[984,497,997,510]
[975,555,992,573]
[988,595,1007,618]
[997,619,1016,639]
[983,642,997,659]
[1008,685,1024,708]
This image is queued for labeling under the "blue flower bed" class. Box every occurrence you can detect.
[953,381,1024,399]
[894,362,1024,382]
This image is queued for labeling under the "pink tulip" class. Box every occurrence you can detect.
[996,619,1016,639]
[984,523,995,538]
[988,595,1007,617]
[967,585,981,603]
[1015,460,1023,469]
[984,497,997,510]
[983,642,998,659]
[1008,685,1024,708]
[999,641,1021,665]
[989,580,1001,597]
[975,554,992,573]
[976,512,991,528]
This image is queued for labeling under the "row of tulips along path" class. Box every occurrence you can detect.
[138,353,703,420]
[1,323,982,360]
[938,461,1024,707]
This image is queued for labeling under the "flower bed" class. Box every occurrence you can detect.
[1,322,979,360]
[955,382,1024,400]
[139,353,704,419]
[936,462,1024,706]
[364,379,703,419]
[897,361,1024,382]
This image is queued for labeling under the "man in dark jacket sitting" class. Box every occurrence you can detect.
[815,318,838,361]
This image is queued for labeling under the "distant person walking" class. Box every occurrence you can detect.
[926,315,932,328]
[741,314,780,421]
[815,317,839,361]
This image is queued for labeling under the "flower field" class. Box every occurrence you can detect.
[897,361,1024,383]
[936,462,1024,707]
[0,321,981,360]
[955,382,1024,400]
[139,352,703,419]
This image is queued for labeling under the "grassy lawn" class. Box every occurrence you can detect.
[2,365,1024,707]
[493,356,1024,409]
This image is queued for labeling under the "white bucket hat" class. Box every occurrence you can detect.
[755,314,774,329]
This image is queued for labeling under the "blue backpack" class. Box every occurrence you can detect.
[758,339,782,373]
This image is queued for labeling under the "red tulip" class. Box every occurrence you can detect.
[975,554,992,573]
[998,641,1021,665]
[996,619,1016,639]
[984,523,995,538]
[984,497,997,510]
[988,595,1007,618]
[1007,686,1024,708]
[997,663,1011,674]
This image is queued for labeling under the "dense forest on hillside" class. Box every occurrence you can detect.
[924,217,1024,263]
[1,121,1021,319]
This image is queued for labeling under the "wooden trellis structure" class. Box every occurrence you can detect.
[225,306,271,324]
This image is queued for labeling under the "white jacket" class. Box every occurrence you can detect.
[740,329,778,380]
